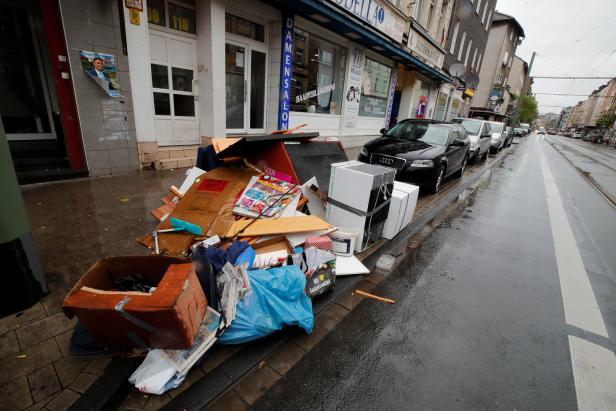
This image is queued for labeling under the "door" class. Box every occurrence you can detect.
[445,128,464,175]
[225,39,267,133]
[149,31,198,146]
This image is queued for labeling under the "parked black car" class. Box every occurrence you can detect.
[358,120,470,193]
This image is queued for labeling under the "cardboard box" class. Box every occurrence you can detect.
[326,162,396,252]
[63,256,207,349]
[382,182,419,240]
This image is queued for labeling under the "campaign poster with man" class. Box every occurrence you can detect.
[80,51,120,97]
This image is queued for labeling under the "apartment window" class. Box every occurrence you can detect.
[449,21,459,54]
[147,0,196,34]
[427,2,435,31]
[471,47,478,71]
[359,58,392,118]
[481,2,489,25]
[477,52,483,71]
[509,29,514,41]
[476,0,482,14]
[504,51,510,66]
[464,38,473,67]
[485,9,492,30]
[416,0,425,22]
[457,31,466,61]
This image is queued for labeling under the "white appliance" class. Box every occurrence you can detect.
[326,161,396,252]
[382,181,419,240]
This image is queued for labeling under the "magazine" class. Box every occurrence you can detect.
[233,174,300,218]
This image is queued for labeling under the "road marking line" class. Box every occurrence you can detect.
[539,145,616,410]
[539,147,608,337]
[568,336,616,410]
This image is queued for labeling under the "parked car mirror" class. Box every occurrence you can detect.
[379,128,388,135]
[451,139,466,147]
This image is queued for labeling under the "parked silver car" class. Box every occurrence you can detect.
[451,118,492,163]
[488,121,506,152]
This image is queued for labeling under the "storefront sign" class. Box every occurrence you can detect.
[296,84,336,103]
[278,16,294,130]
[328,0,406,43]
[384,65,397,128]
[80,51,120,97]
[408,28,444,69]
[343,47,365,128]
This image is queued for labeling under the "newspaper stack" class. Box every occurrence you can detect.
[218,262,250,325]
[164,307,221,374]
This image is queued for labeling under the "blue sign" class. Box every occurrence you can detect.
[278,15,294,131]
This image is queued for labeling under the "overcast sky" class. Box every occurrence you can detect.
[495,0,616,114]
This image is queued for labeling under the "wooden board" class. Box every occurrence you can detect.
[225,215,331,237]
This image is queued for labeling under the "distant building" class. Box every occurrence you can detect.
[470,11,525,121]
[438,0,497,121]
[504,55,528,119]
[535,112,559,129]
[588,78,616,127]
[557,106,574,130]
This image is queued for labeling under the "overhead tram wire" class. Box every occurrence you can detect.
[531,76,614,80]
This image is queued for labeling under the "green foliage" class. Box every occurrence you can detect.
[596,105,616,128]
[519,95,538,124]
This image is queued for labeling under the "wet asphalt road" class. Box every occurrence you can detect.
[254,135,616,410]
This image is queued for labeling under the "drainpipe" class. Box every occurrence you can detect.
[0,122,47,316]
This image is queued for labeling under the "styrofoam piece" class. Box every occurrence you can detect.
[335,255,369,276]
[376,255,396,272]
[179,167,207,195]
[301,177,325,219]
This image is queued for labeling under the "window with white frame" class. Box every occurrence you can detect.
[477,52,483,71]
[476,0,482,14]
[471,47,478,71]
[147,0,196,34]
[481,1,489,25]
[509,29,514,41]
[485,9,492,30]
[464,38,473,67]
[457,31,466,61]
[449,21,459,54]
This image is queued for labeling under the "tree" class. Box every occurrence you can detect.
[596,105,616,128]
[518,95,538,124]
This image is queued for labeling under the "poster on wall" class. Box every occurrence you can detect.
[343,47,365,128]
[80,51,120,97]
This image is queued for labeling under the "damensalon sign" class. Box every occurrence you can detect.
[327,0,406,43]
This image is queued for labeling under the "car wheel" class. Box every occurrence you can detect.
[455,155,468,178]
[430,165,445,194]
[482,150,489,161]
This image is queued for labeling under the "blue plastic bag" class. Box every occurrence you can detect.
[218,265,314,344]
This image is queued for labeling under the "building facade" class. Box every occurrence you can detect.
[556,106,573,130]
[439,0,497,121]
[470,11,524,121]
[504,55,527,119]
[3,0,459,182]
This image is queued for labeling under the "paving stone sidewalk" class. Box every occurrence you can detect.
[0,169,185,410]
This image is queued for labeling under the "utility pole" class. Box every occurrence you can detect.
[512,51,536,127]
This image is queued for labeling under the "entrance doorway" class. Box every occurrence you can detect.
[224,13,267,134]
[1,1,84,183]
[149,30,199,146]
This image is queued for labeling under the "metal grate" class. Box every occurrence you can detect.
[370,153,406,170]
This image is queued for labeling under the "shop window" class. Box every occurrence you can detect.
[359,58,392,118]
[153,92,171,115]
[148,0,196,34]
[290,28,347,115]
[225,14,265,42]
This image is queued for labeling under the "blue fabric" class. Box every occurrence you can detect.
[235,246,255,270]
[203,240,249,273]
[218,265,314,344]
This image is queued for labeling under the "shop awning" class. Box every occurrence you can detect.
[267,0,452,84]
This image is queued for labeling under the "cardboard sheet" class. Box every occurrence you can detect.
[335,255,370,276]
[225,215,331,238]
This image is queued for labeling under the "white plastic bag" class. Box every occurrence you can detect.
[128,350,185,395]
